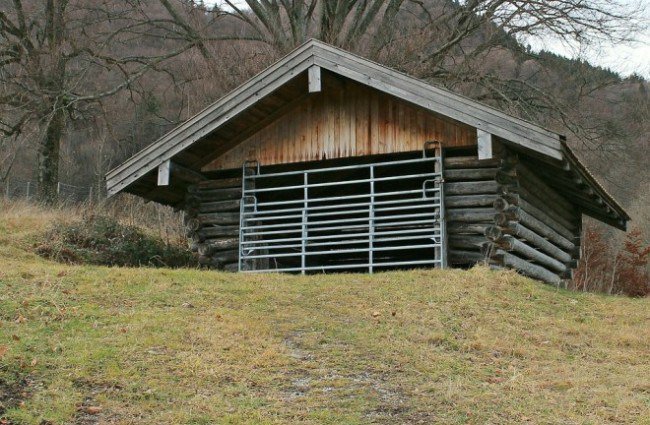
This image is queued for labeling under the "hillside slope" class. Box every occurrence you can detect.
[0,209,648,424]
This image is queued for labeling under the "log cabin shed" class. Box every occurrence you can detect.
[106,39,629,284]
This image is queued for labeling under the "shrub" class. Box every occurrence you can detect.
[572,225,650,297]
[35,215,197,268]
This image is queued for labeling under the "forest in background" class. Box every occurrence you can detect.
[1,0,648,293]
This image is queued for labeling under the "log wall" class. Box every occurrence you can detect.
[483,152,582,284]
[185,150,583,283]
[444,155,500,267]
[184,178,242,272]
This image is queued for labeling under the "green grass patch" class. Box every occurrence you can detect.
[0,210,649,424]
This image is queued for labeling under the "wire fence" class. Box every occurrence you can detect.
[3,179,95,204]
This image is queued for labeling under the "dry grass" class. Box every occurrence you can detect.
[1,203,649,424]
[0,197,186,248]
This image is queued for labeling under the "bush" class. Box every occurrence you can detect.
[572,225,650,297]
[35,215,197,268]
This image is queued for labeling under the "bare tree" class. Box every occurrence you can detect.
[214,1,641,134]
[218,0,406,52]
[0,0,208,203]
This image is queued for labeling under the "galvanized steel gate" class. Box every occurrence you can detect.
[239,144,445,273]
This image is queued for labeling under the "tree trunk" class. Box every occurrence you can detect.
[37,106,65,203]
[37,0,67,204]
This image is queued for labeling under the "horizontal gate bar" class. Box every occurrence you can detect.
[241,226,442,245]
[241,196,441,216]
[241,217,443,236]
[246,171,442,193]
[242,243,443,259]
[244,156,441,179]
[251,188,440,208]
[242,201,441,222]
[240,211,440,230]
[243,259,443,274]
[243,233,443,251]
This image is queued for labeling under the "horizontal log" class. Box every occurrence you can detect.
[492,250,561,285]
[444,168,497,181]
[197,238,239,256]
[198,250,239,267]
[223,263,240,272]
[445,194,497,208]
[198,255,215,266]
[201,237,239,249]
[519,201,576,239]
[197,199,241,213]
[501,184,570,220]
[495,199,577,239]
[543,185,618,221]
[448,249,486,265]
[444,156,500,169]
[212,249,239,263]
[447,208,496,223]
[494,208,574,251]
[485,223,572,263]
[188,187,242,201]
[449,235,488,250]
[199,255,239,270]
[171,163,206,184]
[195,225,240,241]
[537,175,608,209]
[516,162,574,213]
[197,212,240,225]
[535,168,586,190]
[447,223,490,235]
[197,178,242,190]
[446,181,498,195]
[494,236,567,274]
[495,193,578,231]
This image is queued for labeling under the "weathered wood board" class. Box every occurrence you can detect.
[204,78,476,171]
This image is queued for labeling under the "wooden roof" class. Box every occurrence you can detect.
[105,39,629,229]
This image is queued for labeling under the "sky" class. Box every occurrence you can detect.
[527,26,650,78]
[207,0,650,78]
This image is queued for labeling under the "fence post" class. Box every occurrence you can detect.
[301,172,308,275]
[26,181,31,199]
[89,186,93,203]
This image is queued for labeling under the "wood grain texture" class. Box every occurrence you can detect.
[204,79,476,171]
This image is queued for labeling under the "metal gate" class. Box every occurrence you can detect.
[239,144,445,273]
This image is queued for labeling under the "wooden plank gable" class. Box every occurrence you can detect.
[204,77,476,171]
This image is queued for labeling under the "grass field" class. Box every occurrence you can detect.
[0,204,649,424]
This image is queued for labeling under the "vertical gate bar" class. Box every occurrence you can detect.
[433,145,441,268]
[238,163,246,272]
[238,196,244,272]
[439,144,447,268]
[369,165,375,274]
[301,172,308,275]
